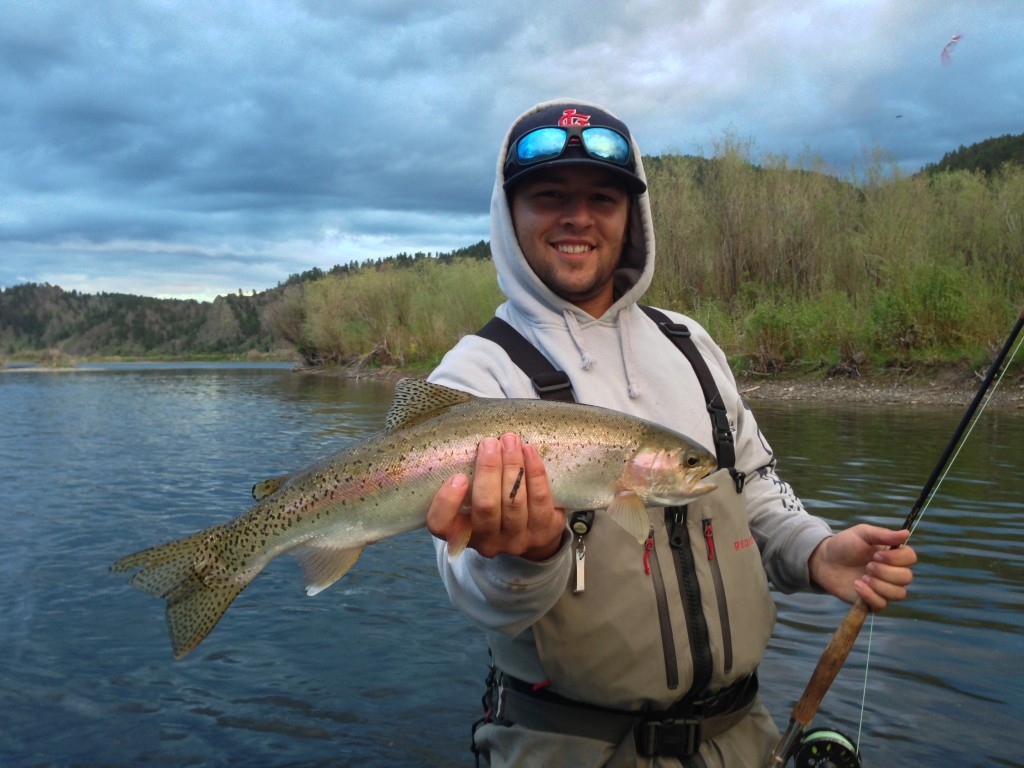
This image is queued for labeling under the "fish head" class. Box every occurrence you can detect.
[625,435,717,506]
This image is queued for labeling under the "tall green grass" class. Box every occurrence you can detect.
[646,143,1023,374]
[284,145,1023,377]
[280,258,503,369]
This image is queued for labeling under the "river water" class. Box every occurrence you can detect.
[1,364,1020,767]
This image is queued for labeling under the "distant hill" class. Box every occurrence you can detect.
[0,283,284,358]
[0,240,491,360]
[922,132,1024,175]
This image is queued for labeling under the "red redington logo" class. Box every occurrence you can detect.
[558,108,590,127]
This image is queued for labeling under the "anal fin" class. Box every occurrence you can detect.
[291,543,364,596]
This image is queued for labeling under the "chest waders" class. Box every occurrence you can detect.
[469,308,776,765]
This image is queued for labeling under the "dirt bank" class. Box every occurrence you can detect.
[736,370,1024,408]
[302,362,1024,409]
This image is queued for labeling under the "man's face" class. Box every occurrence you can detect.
[509,165,630,318]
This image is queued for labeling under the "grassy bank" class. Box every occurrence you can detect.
[644,146,1023,375]
[281,149,1023,380]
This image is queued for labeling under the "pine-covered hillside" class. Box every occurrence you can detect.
[923,132,1024,176]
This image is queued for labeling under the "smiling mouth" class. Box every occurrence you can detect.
[555,243,593,255]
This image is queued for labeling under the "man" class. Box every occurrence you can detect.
[425,100,916,767]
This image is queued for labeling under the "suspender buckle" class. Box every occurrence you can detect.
[707,404,734,447]
[729,468,747,493]
[659,322,691,338]
[530,371,575,401]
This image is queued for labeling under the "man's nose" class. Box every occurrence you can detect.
[560,196,594,227]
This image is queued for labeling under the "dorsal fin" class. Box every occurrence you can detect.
[386,378,473,431]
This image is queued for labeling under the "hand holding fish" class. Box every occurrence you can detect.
[427,433,567,561]
[808,525,916,611]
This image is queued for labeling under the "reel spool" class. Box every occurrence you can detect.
[792,728,861,768]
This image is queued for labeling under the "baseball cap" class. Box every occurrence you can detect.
[502,102,647,194]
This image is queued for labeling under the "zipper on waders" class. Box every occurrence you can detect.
[643,529,679,690]
[666,506,713,697]
[703,518,733,674]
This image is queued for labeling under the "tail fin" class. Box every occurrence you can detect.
[111,525,248,659]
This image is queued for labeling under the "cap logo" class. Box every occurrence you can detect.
[557,108,591,127]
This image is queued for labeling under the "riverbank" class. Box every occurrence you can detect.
[736,369,1024,408]
[298,361,1024,409]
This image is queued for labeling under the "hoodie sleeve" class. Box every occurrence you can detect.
[426,334,574,635]
[684,320,833,593]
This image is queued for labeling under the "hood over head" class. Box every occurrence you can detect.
[490,99,657,325]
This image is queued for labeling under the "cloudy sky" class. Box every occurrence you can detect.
[1,1,1020,301]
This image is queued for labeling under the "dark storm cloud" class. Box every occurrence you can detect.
[1,0,1019,299]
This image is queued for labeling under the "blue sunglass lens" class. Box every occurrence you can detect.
[516,128,568,164]
[581,127,629,164]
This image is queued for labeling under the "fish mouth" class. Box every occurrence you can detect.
[691,476,718,495]
[676,465,718,499]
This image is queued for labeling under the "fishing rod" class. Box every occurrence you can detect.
[766,307,1024,768]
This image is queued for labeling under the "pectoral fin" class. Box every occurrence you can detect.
[445,514,473,561]
[291,543,364,596]
[608,491,651,543]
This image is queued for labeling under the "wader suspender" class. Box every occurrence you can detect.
[475,318,577,402]
[637,306,746,493]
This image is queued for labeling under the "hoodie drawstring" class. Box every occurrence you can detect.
[563,310,596,371]
[562,308,642,399]
[619,309,641,399]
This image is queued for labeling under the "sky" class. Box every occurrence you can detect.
[1,1,1020,302]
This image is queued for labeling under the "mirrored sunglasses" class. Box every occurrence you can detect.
[511,126,632,168]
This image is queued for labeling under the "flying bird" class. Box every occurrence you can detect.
[941,33,963,65]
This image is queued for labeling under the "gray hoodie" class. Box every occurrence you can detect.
[429,99,831,709]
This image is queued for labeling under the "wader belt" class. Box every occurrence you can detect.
[493,671,759,758]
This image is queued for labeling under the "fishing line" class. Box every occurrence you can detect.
[852,323,1023,756]
[907,329,1023,538]
[854,614,875,751]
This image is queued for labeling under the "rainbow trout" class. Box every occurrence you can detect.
[111,379,717,658]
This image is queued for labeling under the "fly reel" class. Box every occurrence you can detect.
[792,728,861,768]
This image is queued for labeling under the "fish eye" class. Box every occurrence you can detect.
[686,454,699,467]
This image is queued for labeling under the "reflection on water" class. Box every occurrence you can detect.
[750,399,1024,767]
[0,367,1020,766]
